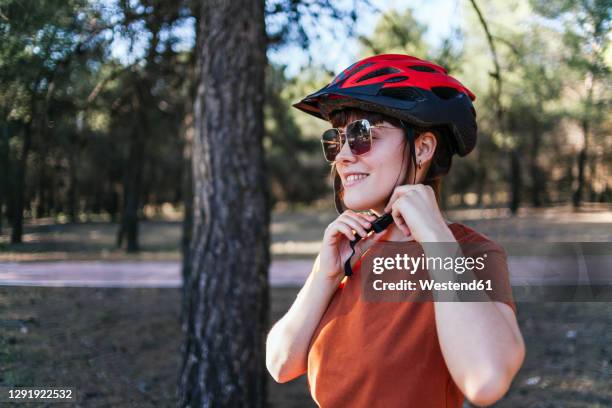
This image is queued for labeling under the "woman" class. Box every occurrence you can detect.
[266,54,525,407]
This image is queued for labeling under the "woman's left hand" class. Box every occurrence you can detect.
[383,184,455,242]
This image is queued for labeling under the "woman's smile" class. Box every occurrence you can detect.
[343,172,370,188]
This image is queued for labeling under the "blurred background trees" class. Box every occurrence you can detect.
[1,0,610,247]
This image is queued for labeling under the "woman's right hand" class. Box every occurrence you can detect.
[318,210,379,282]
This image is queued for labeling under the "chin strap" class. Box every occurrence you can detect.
[342,122,417,277]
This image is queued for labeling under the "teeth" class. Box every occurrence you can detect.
[346,174,368,182]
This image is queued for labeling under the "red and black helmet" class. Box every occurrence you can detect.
[293,54,478,157]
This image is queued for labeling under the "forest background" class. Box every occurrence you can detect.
[1,0,609,251]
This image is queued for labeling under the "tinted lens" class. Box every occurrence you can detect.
[346,119,372,155]
[321,129,342,161]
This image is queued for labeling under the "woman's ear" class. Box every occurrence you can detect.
[416,131,437,163]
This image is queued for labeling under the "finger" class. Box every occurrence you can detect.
[384,186,407,213]
[339,216,369,237]
[393,197,415,236]
[391,205,411,236]
[385,186,418,213]
[384,189,400,214]
[349,212,374,230]
[341,210,373,235]
[334,222,357,241]
[355,211,377,221]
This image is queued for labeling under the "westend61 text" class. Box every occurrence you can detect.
[372,279,493,291]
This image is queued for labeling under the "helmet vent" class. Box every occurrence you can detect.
[408,65,437,73]
[332,61,370,85]
[383,75,409,83]
[378,87,423,101]
[355,67,401,83]
[431,86,460,100]
[339,62,374,83]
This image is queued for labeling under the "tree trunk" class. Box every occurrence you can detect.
[178,0,270,406]
[0,124,8,234]
[11,124,32,243]
[116,91,149,253]
[588,153,598,202]
[35,148,49,219]
[475,161,486,207]
[573,119,588,208]
[67,149,78,223]
[181,141,193,317]
[573,78,594,208]
[530,125,543,207]
[117,124,144,253]
[510,148,521,214]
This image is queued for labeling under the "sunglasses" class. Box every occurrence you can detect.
[320,118,399,162]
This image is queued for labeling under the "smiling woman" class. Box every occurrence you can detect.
[266,54,525,408]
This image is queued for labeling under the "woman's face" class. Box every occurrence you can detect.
[334,115,409,214]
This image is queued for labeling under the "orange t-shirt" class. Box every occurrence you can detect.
[306,222,516,408]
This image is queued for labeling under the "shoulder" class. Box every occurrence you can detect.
[448,222,492,243]
[448,222,506,256]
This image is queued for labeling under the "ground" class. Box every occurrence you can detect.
[1,287,611,407]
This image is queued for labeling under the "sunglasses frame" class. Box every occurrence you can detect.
[320,118,400,162]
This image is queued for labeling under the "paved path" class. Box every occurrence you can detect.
[0,256,610,288]
[0,260,313,288]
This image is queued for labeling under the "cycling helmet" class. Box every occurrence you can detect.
[293,54,477,157]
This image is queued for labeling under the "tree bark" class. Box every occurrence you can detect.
[530,123,543,207]
[475,160,486,207]
[0,124,9,234]
[67,149,78,223]
[116,120,144,253]
[573,119,588,208]
[11,123,32,243]
[178,0,270,406]
[573,77,594,208]
[510,148,522,214]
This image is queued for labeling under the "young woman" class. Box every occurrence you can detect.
[266,54,525,407]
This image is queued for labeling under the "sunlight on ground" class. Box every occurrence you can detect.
[271,241,322,255]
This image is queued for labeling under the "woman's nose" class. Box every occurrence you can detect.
[335,136,357,163]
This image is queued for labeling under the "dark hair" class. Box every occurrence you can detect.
[328,108,454,211]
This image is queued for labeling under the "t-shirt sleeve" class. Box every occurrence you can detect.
[460,240,517,315]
